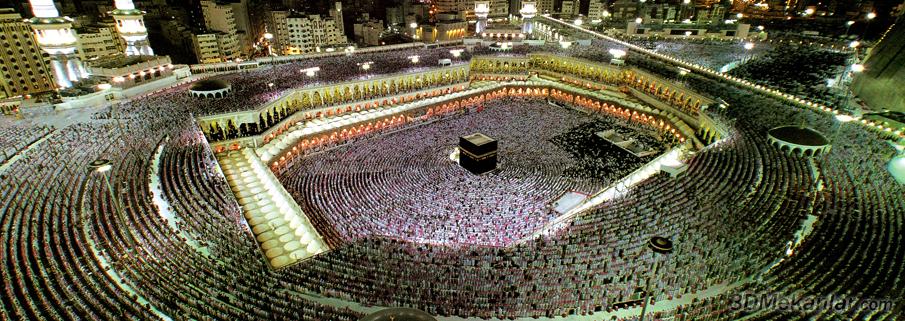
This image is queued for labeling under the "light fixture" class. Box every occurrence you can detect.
[89,159,113,173]
[851,64,864,72]
[835,114,855,122]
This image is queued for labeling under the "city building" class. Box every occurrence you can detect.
[200,0,241,60]
[561,0,581,17]
[329,1,344,36]
[588,0,609,21]
[417,12,467,43]
[161,20,197,61]
[435,0,470,14]
[193,32,240,63]
[353,14,385,46]
[0,8,54,98]
[612,0,639,20]
[266,10,291,53]
[227,0,254,57]
[488,0,509,18]
[77,25,125,61]
[536,0,554,15]
[284,13,347,54]
[27,0,89,89]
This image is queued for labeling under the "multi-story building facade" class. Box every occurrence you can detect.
[588,0,608,21]
[77,25,125,60]
[200,0,241,60]
[266,10,290,53]
[0,8,54,97]
[284,13,347,54]
[536,0,554,15]
[192,32,240,63]
[353,15,384,46]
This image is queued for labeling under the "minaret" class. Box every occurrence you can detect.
[520,0,537,35]
[475,1,490,35]
[28,0,88,89]
[111,0,153,56]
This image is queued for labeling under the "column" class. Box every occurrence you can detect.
[66,58,80,82]
[51,59,72,88]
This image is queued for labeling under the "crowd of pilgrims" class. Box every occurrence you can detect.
[0,39,902,321]
[728,45,851,111]
[275,98,666,247]
[626,38,774,70]
[0,119,53,164]
[187,47,471,116]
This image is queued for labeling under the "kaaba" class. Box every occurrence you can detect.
[459,133,498,174]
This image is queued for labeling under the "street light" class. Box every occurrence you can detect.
[849,40,860,49]
[638,236,674,321]
[845,20,855,36]
[835,114,855,123]
[831,114,856,146]
[301,66,320,77]
[88,159,136,248]
[635,17,643,24]
[864,12,876,38]
[851,63,865,73]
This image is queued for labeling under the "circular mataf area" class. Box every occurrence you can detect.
[189,79,232,98]
[277,99,668,247]
[767,125,831,157]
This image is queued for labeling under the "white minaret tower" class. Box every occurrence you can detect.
[520,0,538,35]
[28,0,88,89]
[111,0,153,56]
[475,1,490,35]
